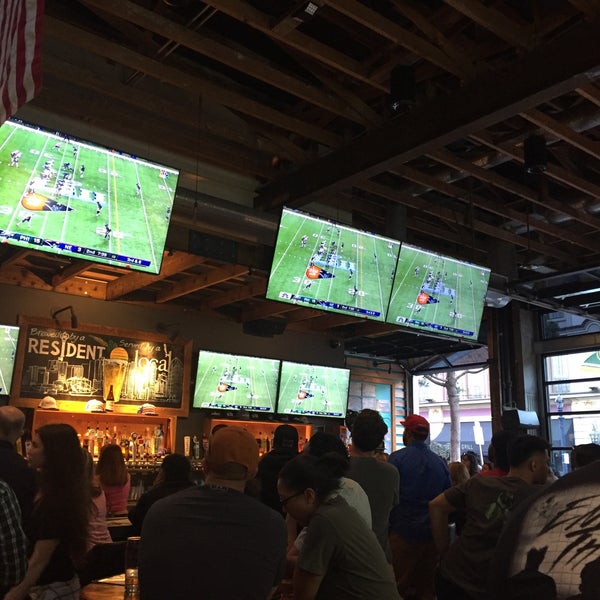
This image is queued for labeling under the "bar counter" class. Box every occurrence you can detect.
[80,582,126,599]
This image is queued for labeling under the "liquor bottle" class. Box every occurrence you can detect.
[192,435,200,460]
[83,425,91,453]
[130,433,138,462]
[96,427,104,452]
[157,424,165,454]
[137,437,145,460]
[112,425,118,444]
[104,427,111,446]
[120,434,130,460]
[144,428,152,456]
[89,427,98,458]
[105,385,115,412]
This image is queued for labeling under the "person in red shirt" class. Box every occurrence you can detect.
[479,430,517,478]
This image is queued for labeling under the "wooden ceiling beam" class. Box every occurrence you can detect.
[270,0,321,35]
[78,0,158,54]
[443,0,534,50]
[409,215,488,263]
[1,251,32,269]
[392,163,600,252]
[358,179,576,264]
[471,130,600,201]
[201,279,267,309]
[42,56,287,163]
[80,0,372,128]
[44,17,342,148]
[284,308,325,322]
[256,18,600,208]
[281,47,383,129]
[521,108,600,161]
[106,252,206,300]
[576,82,600,106]
[326,0,469,78]
[240,300,298,322]
[202,0,387,92]
[30,82,276,180]
[340,320,402,338]
[156,264,249,303]
[52,260,96,287]
[567,0,600,19]
[286,312,366,331]
[0,266,52,291]
[388,0,478,77]
[427,148,600,231]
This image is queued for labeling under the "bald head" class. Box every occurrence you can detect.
[0,406,26,443]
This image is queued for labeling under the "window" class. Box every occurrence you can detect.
[348,381,393,453]
[542,350,600,476]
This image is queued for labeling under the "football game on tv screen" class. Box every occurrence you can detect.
[0,325,19,395]
[276,361,350,419]
[266,207,400,322]
[385,243,490,339]
[192,350,280,413]
[0,119,179,274]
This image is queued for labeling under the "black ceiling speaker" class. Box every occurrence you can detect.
[242,319,286,337]
[523,134,547,174]
[390,65,416,112]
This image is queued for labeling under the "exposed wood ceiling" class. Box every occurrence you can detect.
[6,0,600,365]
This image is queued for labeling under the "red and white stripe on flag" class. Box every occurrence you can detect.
[0,0,45,126]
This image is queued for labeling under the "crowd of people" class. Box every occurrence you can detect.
[1,403,599,600]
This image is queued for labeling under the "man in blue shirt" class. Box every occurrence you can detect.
[388,414,451,600]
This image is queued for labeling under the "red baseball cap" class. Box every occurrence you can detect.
[401,414,430,436]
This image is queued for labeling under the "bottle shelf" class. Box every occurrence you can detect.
[33,409,173,457]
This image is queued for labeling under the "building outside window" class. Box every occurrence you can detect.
[539,311,600,476]
[412,368,492,463]
[543,350,600,476]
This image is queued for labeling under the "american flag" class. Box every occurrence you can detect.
[0,0,45,125]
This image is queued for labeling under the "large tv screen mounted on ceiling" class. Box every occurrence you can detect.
[266,207,400,322]
[0,119,179,274]
[0,325,19,396]
[385,243,491,340]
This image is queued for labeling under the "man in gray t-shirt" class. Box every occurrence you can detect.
[430,434,550,600]
[346,409,399,559]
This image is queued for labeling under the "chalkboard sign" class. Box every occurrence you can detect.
[12,316,191,415]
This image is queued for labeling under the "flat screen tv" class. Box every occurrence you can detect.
[385,243,491,339]
[192,350,280,413]
[276,361,350,419]
[266,207,400,321]
[0,325,19,395]
[0,119,179,274]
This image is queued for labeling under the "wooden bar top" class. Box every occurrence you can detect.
[80,582,126,599]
